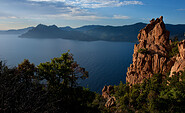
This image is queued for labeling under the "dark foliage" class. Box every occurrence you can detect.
[0,52,99,113]
[169,37,179,57]
[2,51,185,113]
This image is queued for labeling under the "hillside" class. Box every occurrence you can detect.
[2,23,184,42]
[72,23,185,42]
[0,27,33,34]
[19,24,94,41]
[75,23,146,42]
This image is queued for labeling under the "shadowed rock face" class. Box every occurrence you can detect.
[126,16,176,86]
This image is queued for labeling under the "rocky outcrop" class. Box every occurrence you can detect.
[105,97,116,108]
[126,16,176,85]
[102,85,114,99]
[103,16,185,109]
[170,40,185,77]
[102,85,116,108]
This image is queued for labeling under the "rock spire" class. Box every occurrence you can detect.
[126,16,176,85]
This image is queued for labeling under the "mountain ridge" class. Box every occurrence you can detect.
[0,27,34,35]
[1,23,185,42]
[19,24,96,41]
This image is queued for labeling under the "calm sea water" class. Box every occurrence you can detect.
[0,34,134,93]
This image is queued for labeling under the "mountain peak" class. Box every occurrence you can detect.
[34,24,60,31]
[134,22,146,25]
[36,24,47,28]
[49,25,58,28]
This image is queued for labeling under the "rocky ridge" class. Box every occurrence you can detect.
[126,16,185,85]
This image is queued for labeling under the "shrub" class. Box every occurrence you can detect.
[138,48,148,54]
[169,40,179,57]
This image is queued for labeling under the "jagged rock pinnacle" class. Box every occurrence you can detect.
[126,16,175,85]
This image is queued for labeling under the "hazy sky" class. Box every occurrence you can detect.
[0,0,185,30]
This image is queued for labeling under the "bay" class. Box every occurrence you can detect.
[0,34,134,93]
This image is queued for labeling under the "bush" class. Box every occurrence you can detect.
[169,40,179,57]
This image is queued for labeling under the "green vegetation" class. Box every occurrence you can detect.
[0,52,101,113]
[37,52,88,88]
[169,37,179,57]
[1,51,185,113]
[138,48,148,54]
[96,71,185,113]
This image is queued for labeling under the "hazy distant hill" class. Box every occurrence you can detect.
[18,23,185,42]
[20,24,62,38]
[75,23,146,42]
[60,26,73,31]
[20,24,95,41]
[0,27,33,34]
[75,25,103,32]
[166,24,185,40]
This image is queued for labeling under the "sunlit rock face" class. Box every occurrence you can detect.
[126,16,176,86]
[170,40,185,77]
[102,85,116,108]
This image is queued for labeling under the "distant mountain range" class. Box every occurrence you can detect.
[0,27,33,35]
[19,24,96,41]
[1,23,185,42]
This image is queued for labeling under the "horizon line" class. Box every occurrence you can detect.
[1,22,185,31]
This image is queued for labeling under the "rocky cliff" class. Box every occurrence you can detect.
[170,40,185,77]
[126,16,184,86]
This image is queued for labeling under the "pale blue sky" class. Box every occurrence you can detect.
[0,0,185,30]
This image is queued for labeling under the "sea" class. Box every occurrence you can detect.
[0,34,134,93]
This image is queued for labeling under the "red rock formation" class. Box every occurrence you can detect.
[103,16,185,108]
[102,85,116,108]
[126,16,176,86]
[170,40,185,77]
[105,97,116,108]
[102,85,114,99]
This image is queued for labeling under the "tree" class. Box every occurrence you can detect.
[17,59,36,85]
[0,53,96,113]
[0,60,48,113]
[37,51,88,88]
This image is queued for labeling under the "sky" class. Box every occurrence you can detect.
[0,0,185,30]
